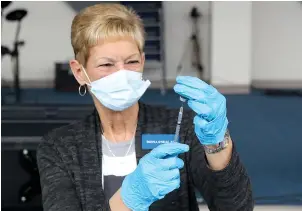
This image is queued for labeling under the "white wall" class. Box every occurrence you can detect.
[1,1,75,82]
[2,1,302,89]
[1,1,213,87]
[210,1,252,86]
[252,1,302,82]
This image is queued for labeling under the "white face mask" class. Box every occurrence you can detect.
[82,67,151,111]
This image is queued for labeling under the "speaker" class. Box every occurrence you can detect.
[54,62,78,92]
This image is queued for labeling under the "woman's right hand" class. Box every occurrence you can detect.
[121,142,189,211]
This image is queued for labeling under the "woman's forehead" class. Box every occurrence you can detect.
[89,39,141,61]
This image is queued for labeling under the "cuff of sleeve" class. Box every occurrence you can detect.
[206,142,242,188]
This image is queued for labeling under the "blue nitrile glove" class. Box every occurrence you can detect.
[174,76,228,145]
[121,142,189,211]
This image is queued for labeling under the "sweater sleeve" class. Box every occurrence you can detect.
[37,137,82,211]
[186,128,254,211]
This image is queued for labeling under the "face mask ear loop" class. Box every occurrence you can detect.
[81,65,92,86]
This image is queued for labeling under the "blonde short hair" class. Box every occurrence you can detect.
[71,3,145,65]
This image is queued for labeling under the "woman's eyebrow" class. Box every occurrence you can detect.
[94,57,116,63]
[125,53,140,60]
[94,53,140,63]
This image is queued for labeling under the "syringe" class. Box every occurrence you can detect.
[173,97,186,142]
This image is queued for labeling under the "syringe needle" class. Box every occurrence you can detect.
[173,97,187,142]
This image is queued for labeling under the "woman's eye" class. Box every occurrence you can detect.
[100,63,113,67]
[127,60,139,64]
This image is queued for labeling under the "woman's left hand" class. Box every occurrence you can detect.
[174,76,228,146]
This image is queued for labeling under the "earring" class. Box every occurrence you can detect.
[78,85,86,96]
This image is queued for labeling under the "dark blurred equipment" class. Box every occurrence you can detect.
[2,148,43,211]
[1,1,12,9]
[18,149,41,204]
[1,45,11,56]
[1,104,93,211]
[55,62,79,92]
[6,9,27,21]
[1,1,12,56]
[176,6,204,80]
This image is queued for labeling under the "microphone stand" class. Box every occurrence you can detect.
[11,20,24,103]
[5,8,27,103]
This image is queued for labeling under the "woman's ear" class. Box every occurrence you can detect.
[69,59,86,85]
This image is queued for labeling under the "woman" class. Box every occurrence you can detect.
[37,3,254,211]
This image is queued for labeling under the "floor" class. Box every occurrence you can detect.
[2,88,302,206]
[199,205,302,210]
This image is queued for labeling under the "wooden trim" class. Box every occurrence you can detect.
[252,80,302,89]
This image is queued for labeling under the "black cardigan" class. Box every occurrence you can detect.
[37,102,254,211]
